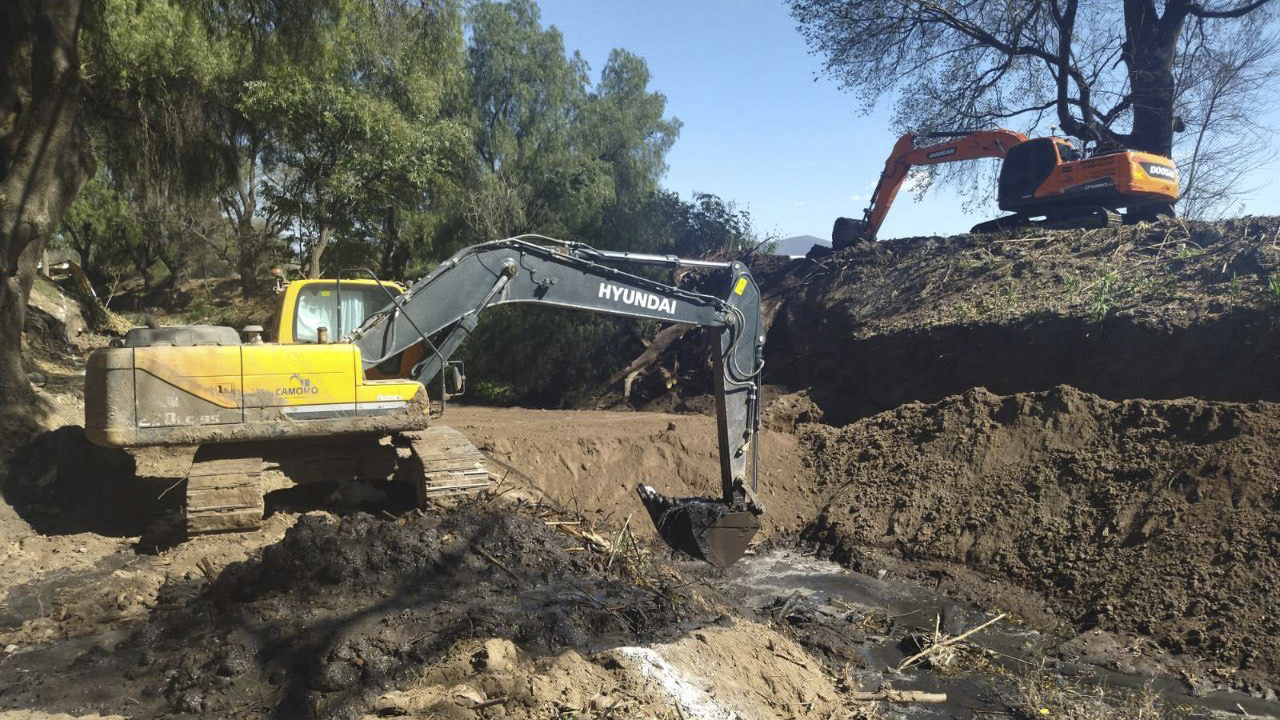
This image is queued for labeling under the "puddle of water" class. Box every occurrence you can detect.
[706,550,1279,720]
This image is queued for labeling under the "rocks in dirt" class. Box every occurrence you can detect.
[800,384,1280,692]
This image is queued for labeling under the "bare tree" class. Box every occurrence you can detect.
[791,0,1279,215]
[1171,12,1279,215]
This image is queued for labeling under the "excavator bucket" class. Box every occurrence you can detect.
[636,485,760,568]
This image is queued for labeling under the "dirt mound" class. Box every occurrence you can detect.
[770,217,1280,424]
[4,506,720,719]
[762,390,825,432]
[799,385,1280,694]
[601,217,1280,425]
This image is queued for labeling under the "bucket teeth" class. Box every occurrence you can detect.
[636,485,760,568]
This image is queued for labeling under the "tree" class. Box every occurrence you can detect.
[579,49,682,209]
[456,1,696,407]
[791,0,1279,213]
[0,0,95,411]
[247,0,468,279]
[463,0,606,240]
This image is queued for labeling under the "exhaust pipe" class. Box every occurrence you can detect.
[636,485,761,568]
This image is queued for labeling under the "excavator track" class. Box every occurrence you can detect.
[185,447,265,536]
[970,206,1122,235]
[182,428,492,536]
[400,426,492,503]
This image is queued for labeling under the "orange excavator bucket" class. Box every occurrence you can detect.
[636,485,761,568]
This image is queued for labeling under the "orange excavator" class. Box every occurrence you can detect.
[832,129,1180,248]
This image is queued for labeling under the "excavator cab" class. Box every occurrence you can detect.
[997,138,1062,210]
[269,277,425,380]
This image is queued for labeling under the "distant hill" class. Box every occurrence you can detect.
[773,235,829,256]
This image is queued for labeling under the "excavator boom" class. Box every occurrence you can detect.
[351,237,765,566]
[834,129,1027,248]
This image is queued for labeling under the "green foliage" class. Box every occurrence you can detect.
[468,380,519,406]
[242,0,470,278]
[1268,274,1280,305]
[1227,274,1242,298]
[459,1,680,246]
[55,0,759,407]
[458,305,645,408]
[56,172,134,281]
[1090,271,1117,322]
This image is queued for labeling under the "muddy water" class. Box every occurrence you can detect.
[708,551,1280,720]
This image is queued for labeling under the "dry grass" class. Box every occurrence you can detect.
[1015,668,1178,720]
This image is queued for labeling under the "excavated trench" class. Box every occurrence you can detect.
[767,309,1280,426]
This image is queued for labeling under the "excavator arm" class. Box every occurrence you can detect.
[834,129,1028,248]
[350,237,765,567]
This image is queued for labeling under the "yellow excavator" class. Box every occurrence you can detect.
[84,237,765,568]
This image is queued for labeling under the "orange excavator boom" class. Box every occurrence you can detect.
[835,129,1028,247]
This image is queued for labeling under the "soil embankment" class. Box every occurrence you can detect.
[618,218,1280,423]
[799,385,1280,694]
[445,406,817,537]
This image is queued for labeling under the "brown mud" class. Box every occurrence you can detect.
[1,505,718,719]
[799,385,1280,697]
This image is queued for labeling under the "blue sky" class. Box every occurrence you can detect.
[535,0,1280,241]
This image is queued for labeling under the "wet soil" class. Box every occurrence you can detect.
[799,385,1280,698]
[712,550,1280,719]
[0,505,719,719]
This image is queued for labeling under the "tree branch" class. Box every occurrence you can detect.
[1185,0,1274,18]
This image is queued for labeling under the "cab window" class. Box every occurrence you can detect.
[294,283,400,342]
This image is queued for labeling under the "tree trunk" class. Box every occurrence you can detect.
[1126,50,1180,155]
[307,226,332,279]
[0,0,94,413]
[238,224,263,297]
[1123,0,1182,156]
[0,243,42,402]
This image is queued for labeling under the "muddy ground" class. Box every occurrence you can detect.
[2,217,1279,719]
[801,385,1280,696]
